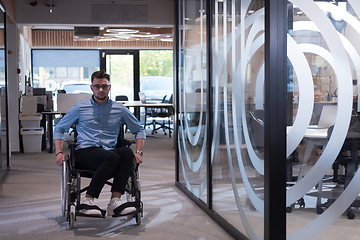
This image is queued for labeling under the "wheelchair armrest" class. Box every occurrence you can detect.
[66,140,78,150]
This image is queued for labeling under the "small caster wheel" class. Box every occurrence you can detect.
[286,206,292,213]
[316,206,324,214]
[136,212,141,226]
[347,211,355,219]
[298,199,305,208]
[69,211,75,229]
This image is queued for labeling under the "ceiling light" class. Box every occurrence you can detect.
[130,34,160,38]
[114,36,130,39]
[106,28,139,34]
[98,38,117,41]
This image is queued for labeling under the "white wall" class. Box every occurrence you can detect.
[6,21,20,153]
[19,34,31,94]
[15,0,174,27]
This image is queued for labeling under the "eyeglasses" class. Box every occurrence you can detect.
[92,84,110,90]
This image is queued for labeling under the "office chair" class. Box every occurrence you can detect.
[145,94,173,137]
[115,95,129,101]
[116,95,130,132]
[248,109,304,212]
[316,115,360,218]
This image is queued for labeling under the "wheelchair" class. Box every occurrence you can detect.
[60,138,143,229]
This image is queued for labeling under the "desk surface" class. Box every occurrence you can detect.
[122,101,173,108]
[287,126,328,139]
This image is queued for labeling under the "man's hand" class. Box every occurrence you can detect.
[56,152,65,166]
[134,152,143,164]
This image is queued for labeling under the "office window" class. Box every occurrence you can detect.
[140,50,173,101]
[32,50,100,93]
[55,67,67,79]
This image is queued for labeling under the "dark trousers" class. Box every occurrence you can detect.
[75,146,134,198]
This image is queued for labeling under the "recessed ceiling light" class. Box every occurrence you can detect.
[106,29,139,34]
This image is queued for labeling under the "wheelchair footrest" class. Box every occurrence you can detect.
[112,201,142,218]
[77,204,107,218]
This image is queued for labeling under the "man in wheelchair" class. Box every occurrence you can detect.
[54,70,146,218]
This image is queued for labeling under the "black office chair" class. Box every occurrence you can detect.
[248,109,304,212]
[116,95,131,133]
[316,115,360,218]
[116,95,129,101]
[145,94,173,137]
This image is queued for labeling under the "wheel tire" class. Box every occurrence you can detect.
[61,162,69,217]
[69,211,75,229]
[136,212,141,226]
[316,206,324,214]
[347,211,355,219]
[286,206,292,213]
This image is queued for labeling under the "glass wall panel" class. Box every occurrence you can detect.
[0,5,7,184]
[32,50,100,110]
[178,0,208,204]
[211,0,265,238]
[286,0,360,239]
[106,54,134,101]
[139,50,174,125]
[178,0,360,238]
[140,50,173,102]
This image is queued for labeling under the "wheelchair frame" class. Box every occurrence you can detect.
[61,141,143,229]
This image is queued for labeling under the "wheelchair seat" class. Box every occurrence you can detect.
[61,136,143,229]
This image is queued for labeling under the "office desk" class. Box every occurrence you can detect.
[121,101,173,120]
[287,126,329,180]
[121,101,174,137]
[122,101,173,108]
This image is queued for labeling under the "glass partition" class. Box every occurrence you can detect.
[212,0,265,238]
[0,2,7,185]
[178,0,208,204]
[177,0,360,239]
[286,1,360,239]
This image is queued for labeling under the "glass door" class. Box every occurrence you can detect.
[101,50,140,101]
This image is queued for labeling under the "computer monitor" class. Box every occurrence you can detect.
[33,88,46,96]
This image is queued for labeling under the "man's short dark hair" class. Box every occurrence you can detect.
[91,70,110,83]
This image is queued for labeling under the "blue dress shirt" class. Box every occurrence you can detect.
[54,96,146,150]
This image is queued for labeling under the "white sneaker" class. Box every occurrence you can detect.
[79,197,102,216]
[107,198,136,216]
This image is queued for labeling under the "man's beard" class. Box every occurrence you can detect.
[95,94,108,101]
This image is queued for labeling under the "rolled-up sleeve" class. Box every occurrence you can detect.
[121,106,146,140]
[53,105,79,141]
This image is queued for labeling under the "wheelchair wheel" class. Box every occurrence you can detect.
[135,212,141,226]
[61,161,69,217]
[69,211,75,229]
